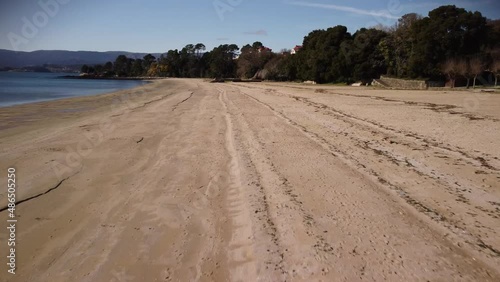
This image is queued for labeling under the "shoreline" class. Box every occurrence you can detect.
[0,78,167,136]
[59,75,164,81]
[0,77,157,109]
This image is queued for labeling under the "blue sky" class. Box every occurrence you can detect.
[0,0,498,53]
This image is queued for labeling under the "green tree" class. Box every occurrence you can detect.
[408,5,488,78]
[296,26,352,83]
[87,65,96,74]
[94,64,103,75]
[486,20,500,48]
[142,54,156,75]
[104,61,113,71]
[80,64,89,74]
[102,61,114,76]
[164,49,181,77]
[114,55,129,76]
[195,43,206,56]
[237,42,274,78]
[208,44,239,78]
[131,59,144,76]
[380,13,422,77]
[194,43,207,77]
[252,41,264,49]
[343,28,388,82]
[179,45,196,77]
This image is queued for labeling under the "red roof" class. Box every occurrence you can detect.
[258,46,272,52]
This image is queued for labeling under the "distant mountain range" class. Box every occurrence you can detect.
[0,49,164,68]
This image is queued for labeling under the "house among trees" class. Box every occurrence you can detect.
[291,45,302,55]
[258,46,272,53]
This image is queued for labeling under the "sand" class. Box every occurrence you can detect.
[0,79,499,281]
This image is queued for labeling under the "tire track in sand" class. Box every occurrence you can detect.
[230,84,500,274]
[217,88,258,281]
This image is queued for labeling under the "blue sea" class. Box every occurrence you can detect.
[0,72,147,108]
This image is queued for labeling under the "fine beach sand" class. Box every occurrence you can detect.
[0,78,499,281]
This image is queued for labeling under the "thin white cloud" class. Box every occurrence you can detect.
[286,1,400,20]
[243,29,268,36]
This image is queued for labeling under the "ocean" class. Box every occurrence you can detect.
[0,72,148,108]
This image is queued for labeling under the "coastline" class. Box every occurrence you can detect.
[59,75,164,81]
[0,78,164,137]
[0,73,156,109]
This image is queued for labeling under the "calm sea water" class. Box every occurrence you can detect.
[0,72,147,107]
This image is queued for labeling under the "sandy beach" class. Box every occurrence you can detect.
[0,78,499,281]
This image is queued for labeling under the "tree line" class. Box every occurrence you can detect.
[81,5,500,86]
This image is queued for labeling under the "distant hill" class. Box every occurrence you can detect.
[0,49,164,68]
